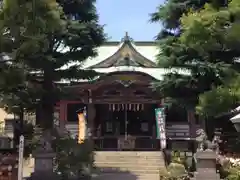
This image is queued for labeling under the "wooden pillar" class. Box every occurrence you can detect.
[87,104,96,136]
[59,101,67,129]
[53,106,60,127]
[187,108,197,153]
[187,108,196,139]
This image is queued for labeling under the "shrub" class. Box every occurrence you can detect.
[168,163,186,177]
[52,130,93,180]
[226,166,240,180]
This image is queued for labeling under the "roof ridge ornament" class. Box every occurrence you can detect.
[121,32,133,42]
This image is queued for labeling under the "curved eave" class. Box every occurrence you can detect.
[58,66,190,88]
[63,70,158,90]
[89,40,157,68]
[127,41,157,67]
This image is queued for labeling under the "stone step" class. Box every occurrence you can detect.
[95,163,163,169]
[92,173,160,180]
[94,151,164,157]
[94,155,164,158]
[94,151,166,179]
[94,152,164,161]
[95,157,164,162]
[95,167,162,174]
[95,162,165,167]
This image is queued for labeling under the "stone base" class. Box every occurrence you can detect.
[195,151,220,180]
[195,151,216,169]
[195,171,220,180]
[27,171,60,180]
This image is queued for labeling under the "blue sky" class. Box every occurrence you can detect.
[96,0,163,41]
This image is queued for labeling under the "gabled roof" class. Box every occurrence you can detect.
[89,32,157,68]
[57,33,191,84]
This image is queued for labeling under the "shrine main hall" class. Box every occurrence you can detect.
[56,33,199,151]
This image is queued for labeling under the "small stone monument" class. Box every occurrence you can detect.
[194,129,220,180]
[196,129,207,151]
[195,151,220,180]
[27,129,59,180]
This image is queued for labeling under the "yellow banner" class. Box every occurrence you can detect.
[78,113,86,144]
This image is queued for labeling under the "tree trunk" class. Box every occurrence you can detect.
[19,106,24,134]
[13,106,24,148]
[36,71,54,130]
[187,108,196,139]
[187,107,197,154]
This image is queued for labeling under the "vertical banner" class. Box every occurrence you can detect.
[155,108,166,149]
[78,108,87,144]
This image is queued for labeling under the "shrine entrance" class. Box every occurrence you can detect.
[94,103,160,151]
[66,71,163,150]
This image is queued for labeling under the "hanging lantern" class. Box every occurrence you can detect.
[113,104,115,111]
[137,104,140,111]
[129,104,131,111]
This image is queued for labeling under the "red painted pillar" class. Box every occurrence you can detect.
[59,101,67,127]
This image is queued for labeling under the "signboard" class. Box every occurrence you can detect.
[78,108,87,144]
[18,135,24,180]
[155,108,166,149]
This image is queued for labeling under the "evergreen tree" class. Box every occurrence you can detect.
[150,0,234,110]
[183,1,240,116]
[0,0,105,130]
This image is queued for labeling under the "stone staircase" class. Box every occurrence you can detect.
[93,151,166,180]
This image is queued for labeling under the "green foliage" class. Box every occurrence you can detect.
[180,1,240,116]
[226,166,240,180]
[151,0,240,117]
[52,131,93,180]
[217,156,231,179]
[158,163,190,180]
[0,0,105,129]
[150,0,213,32]
[13,120,40,158]
[171,151,190,171]
[159,151,190,180]
[197,75,240,117]
[151,0,227,108]
[168,163,186,176]
[159,166,190,180]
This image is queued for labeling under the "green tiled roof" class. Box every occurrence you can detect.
[58,33,189,83]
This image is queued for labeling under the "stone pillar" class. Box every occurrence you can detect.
[195,151,220,180]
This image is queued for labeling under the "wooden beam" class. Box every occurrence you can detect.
[92,98,161,104]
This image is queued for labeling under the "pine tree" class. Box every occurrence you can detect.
[0,0,105,130]
[183,1,240,116]
[150,0,232,109]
